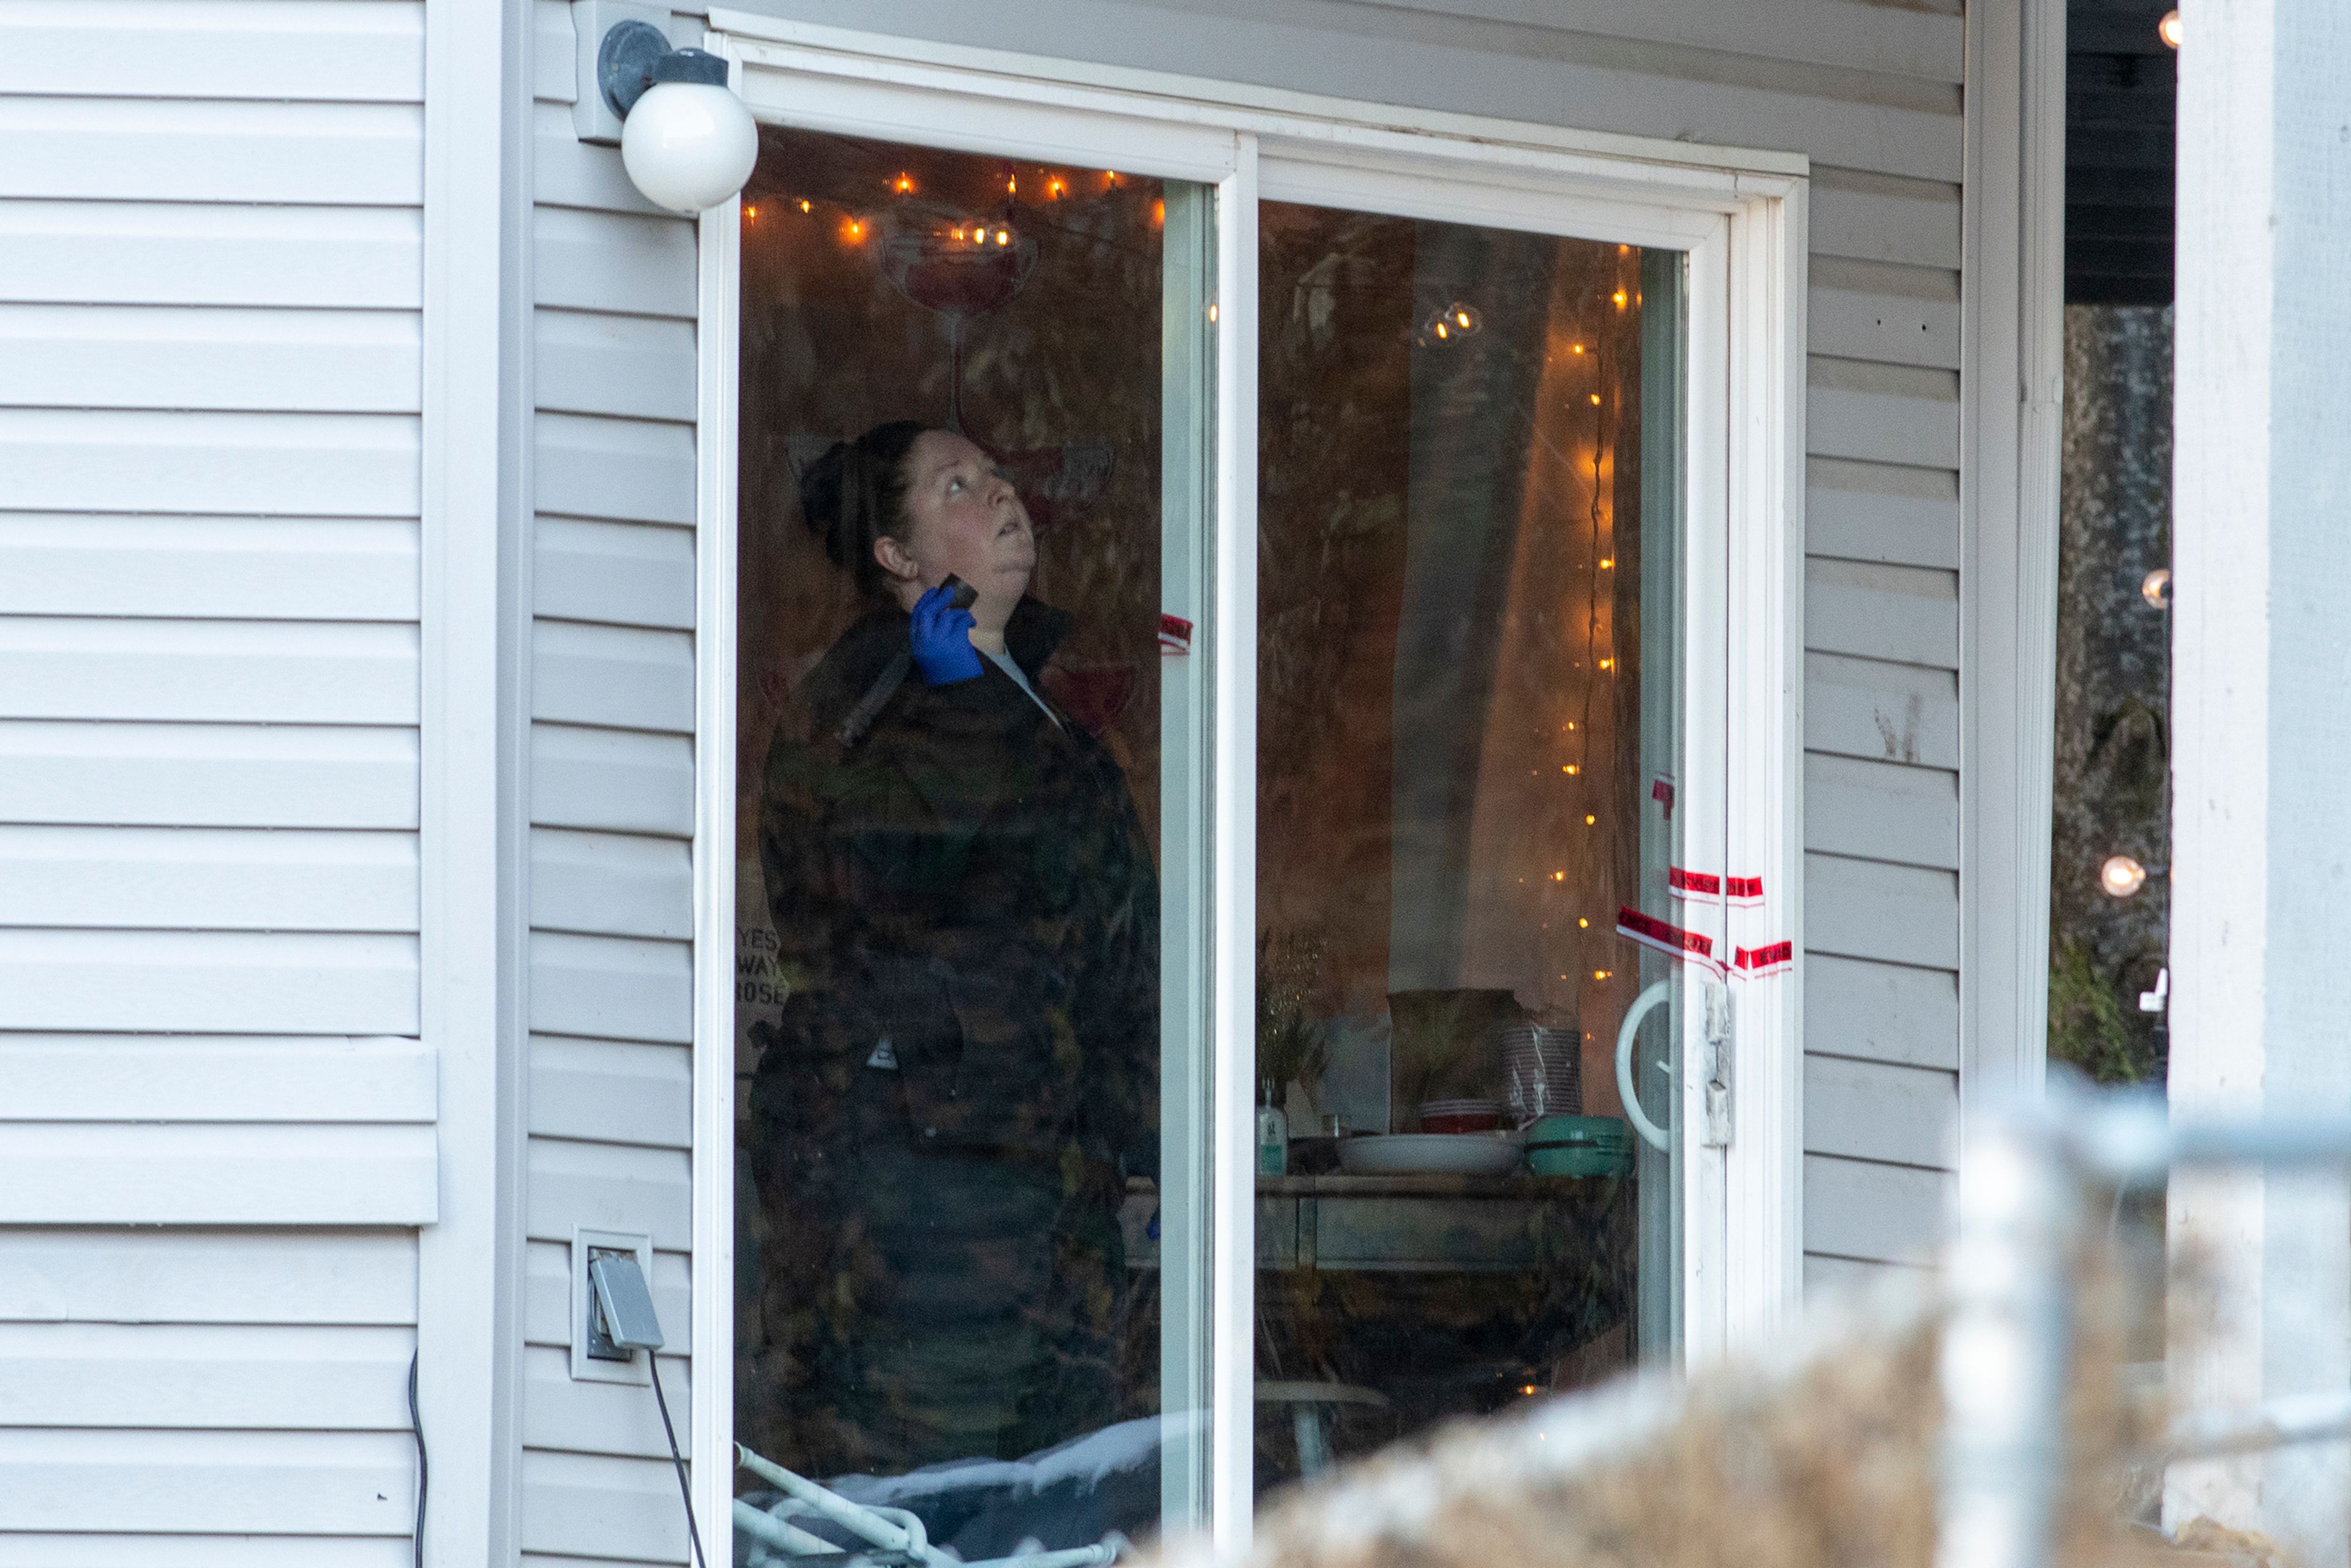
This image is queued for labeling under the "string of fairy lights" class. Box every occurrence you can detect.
[738,158,1166,263]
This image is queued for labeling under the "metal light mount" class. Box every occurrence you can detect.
[597,18,707,120]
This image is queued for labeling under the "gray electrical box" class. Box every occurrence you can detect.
[588,1251,667,1354]
[571,1226,656,1382]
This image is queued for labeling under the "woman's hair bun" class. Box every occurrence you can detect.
[798,420,931,596]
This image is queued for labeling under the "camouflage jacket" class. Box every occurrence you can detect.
[753,598,1159,1177]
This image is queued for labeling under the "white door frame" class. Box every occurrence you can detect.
[690,14,1808,1554]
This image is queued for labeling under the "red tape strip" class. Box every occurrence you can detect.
[1667,867,1720,899]
[1616,906,1715,965]
[1618,907,1791,981]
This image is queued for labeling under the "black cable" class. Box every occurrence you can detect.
[407,1348,428,1568]
[648,1354,710,1568]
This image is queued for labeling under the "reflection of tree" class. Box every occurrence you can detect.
[2049,307,2172,1084]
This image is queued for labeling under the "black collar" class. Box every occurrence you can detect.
[803,595,1074,730]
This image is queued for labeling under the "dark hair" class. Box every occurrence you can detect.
[798,420,934,598]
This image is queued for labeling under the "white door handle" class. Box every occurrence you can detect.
[1615,979,1672,1152]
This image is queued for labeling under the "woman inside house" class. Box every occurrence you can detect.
[746,419,1160,1488]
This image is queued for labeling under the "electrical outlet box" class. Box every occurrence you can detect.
[571,0,683,144]
[571,1226,656,1382]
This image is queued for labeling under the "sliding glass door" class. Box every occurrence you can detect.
[713,34,1798,1558]
[729,127,1217,1554]
[1250,204,1691,1487]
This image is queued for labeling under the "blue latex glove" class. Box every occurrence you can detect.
[909,582,983,685]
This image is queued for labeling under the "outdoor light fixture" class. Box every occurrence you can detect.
[2099,855,2148,898]
[594,19,757,213]
[2158,9,2182,48]
[2142,567,2172,609]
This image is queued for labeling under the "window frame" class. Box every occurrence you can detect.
[692,13,1808,1552]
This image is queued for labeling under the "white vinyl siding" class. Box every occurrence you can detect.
[523,6,699,1559]
[0,0,430,1557]
[703,0,1967,1281]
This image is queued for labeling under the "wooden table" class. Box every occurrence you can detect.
[1124,1172,1622,1274]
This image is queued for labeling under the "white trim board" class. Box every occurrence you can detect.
[1957,0,2063,1115]
[695,23,1809,1551]
[416,0,534,1559]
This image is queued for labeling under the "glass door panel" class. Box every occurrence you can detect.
[1253,202,1687,1489]
[731,125,1213,1553]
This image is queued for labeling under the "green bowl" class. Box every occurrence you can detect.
[1526,1115,1635,1178]
[1528,1142,1633,1178]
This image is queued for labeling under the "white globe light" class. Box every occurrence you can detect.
[621,80,757,214]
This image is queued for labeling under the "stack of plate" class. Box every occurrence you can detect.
[1416,1098,1502,1133]
[1496,1023,1581,1125]
[1525,1114,1633,1178]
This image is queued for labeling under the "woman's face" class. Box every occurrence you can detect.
[886,430,1035,628]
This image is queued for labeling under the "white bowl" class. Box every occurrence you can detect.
[1338,1133,1524,1176]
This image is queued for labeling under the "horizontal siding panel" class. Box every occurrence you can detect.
[0,1428,414,1536]
[520,1449,689,1566]
[536,308,696,422]
[0,618,418,724]
[0,201,421,309]
[1387,0,1965,83]
[1805,1055,1957,1168]
[2,1036,433,1125]
[530,1038,692,1149]
[530,932,691,1045]
[536,103,664,216]
[0,1123,435,1226]
[526,1138,692,1251]
[0,408,420,516]
[0,516,418,621]
[533,206,696,319]
[0,825,418,932]
[0,721,418,829]
[1807,456,1959,569]
[533,621,695,735]
[0,1229,415,1326]
[1810,166,1960,271]
[1805,852,1958,969]
[0,97,421,206]
[1205,10,1962,179]
[1806,356,1959,470]
[522,1346,693,1459]
[1804,1152,1946,1265]
[0,1322,412,1429]
[531,828,692,940]
[1806,951,1959,1070]
[536,412,696,526]
[535,517,695,631]
[1805,558,1958,669]
[0,929,419,1034]
[523,1241,689,1351]
[1804,1252,1927,1298]
[0,305,420,414]
[1808,257,1959,369]
[0,1536,410,1566]
[531,724,692,837]
[1803,652,1957,768]
[1802,754,1957,868]
[6,1,424,102]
